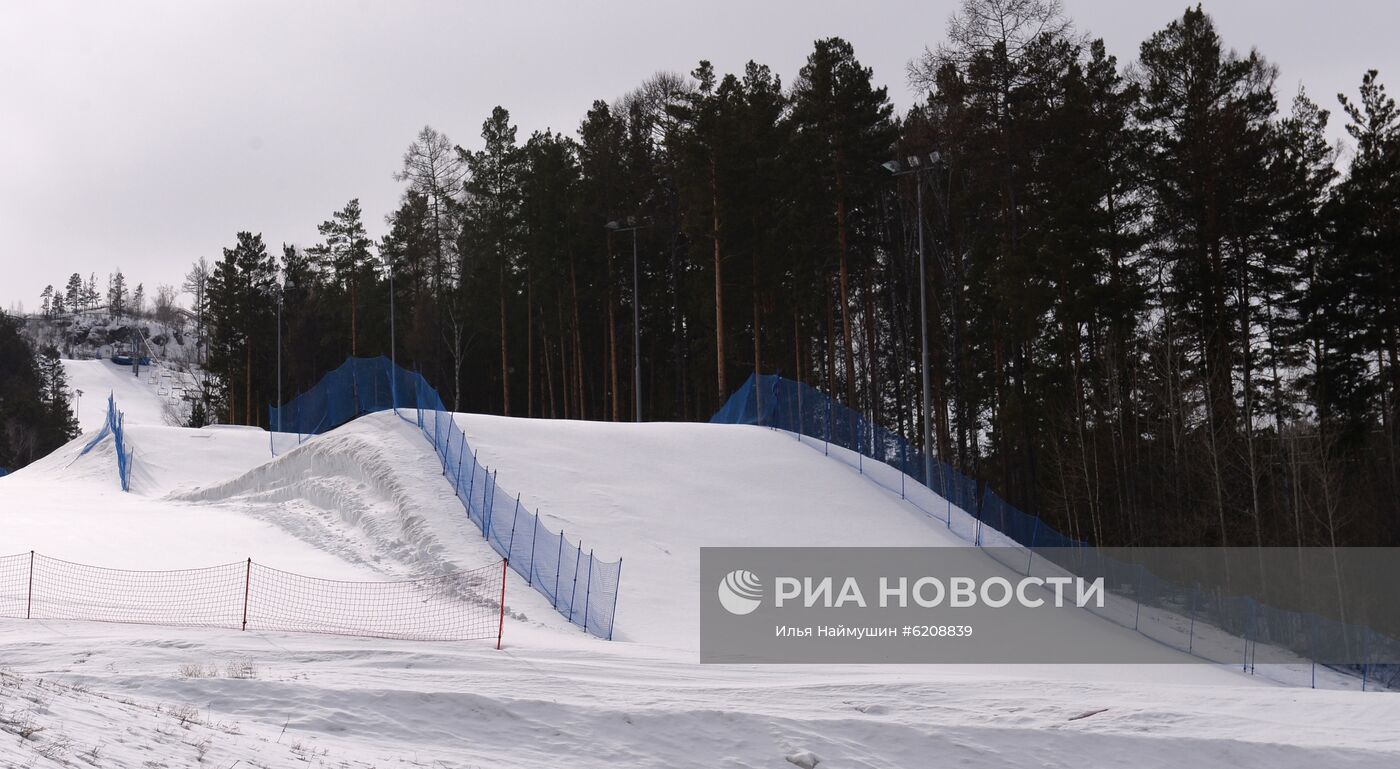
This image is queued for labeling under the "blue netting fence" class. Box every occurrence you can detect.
[269,357,622,640]
[80,393,134,492]
[713,373,1397,690]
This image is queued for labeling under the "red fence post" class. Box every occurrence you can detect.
[496,558,508,650]
[26,550,33,620]
[242,558,251,631]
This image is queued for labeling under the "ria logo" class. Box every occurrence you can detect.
[718,569,764,615]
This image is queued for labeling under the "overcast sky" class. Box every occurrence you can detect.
[2,0,1396,312]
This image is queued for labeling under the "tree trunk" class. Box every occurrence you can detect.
[244,343,252,427]
[350,276,357,357]
[752,249,762,402]
[543,336,557,418]
[825,278,837,396]
[499,265,510,416]
[569,254,586,420]
[713,160,727,406]
[862,265,879,425]
[836,195,857,407]
[608,238,620,422]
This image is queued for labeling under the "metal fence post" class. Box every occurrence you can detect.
[241,558,251,631]
[1362,629,1370,692]
[484,470,498,540]
[607,557,622,641]
[26,551,33,620]
[944,467,952,529]
[1248,596,1260,669]
[496,558,508,651]
[797,384,804,441]
[506,494,522,561]
[433,410,441,462]
[454,437,466,495]
[582,550,595,633]
[568,542,583,622]
[553,531,565,608]
[857,415,864,475]
[824,400,831,456]
[900,442,906,499]
[1188,584,1198,655]
[441,422,452,476]
[1026,516,1041,576]
[466,449,478,518]
[1133,563,1142,631]
[527,511,541,586]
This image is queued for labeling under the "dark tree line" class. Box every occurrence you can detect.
[0,312,78,470]
[193,3,1400,547]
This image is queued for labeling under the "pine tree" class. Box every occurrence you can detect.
[460,106,525,415]
[36,345,78,443]
[183,258,211,361]
[788,38,896,408]
[1136,5,1281,546]
[0,313,69,469]
[307,200,374,357]
[108,270,129,316]
[64,273,83,312]
[205,232,277,424]
[1332,71,1400,439]
[84,274,99,311]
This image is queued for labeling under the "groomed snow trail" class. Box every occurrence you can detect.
[63,358,180,431]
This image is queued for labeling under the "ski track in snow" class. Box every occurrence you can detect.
[0,358,1391,766]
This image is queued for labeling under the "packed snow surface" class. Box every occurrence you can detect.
[0,358,1392,766]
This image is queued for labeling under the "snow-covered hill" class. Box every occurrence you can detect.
[22,310,199,365]
[0,358,1395,766]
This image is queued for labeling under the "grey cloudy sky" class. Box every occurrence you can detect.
[2,0,1396,311]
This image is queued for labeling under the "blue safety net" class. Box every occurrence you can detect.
[269,357,622,640]
[713,373,1397,690]
[80,393,134,492]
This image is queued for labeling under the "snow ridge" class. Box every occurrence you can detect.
[175,417,482,581]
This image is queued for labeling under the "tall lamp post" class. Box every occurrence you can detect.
[387,258,397,412]
[605,217,646,422]
[884,152,941,488]
[276,285,282,434]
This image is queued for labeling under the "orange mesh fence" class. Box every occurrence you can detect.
[246,561,503,641]
[0,552,506,644]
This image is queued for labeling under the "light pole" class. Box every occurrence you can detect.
[75,389,83,422]
[606,218,647,422]
[276,285,282,434]
[387,257,397,412]
[884,152,941,488]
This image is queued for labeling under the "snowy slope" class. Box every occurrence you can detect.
[453,415,1139,653]
[63,358,184,430]
[0,382,1396,765]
